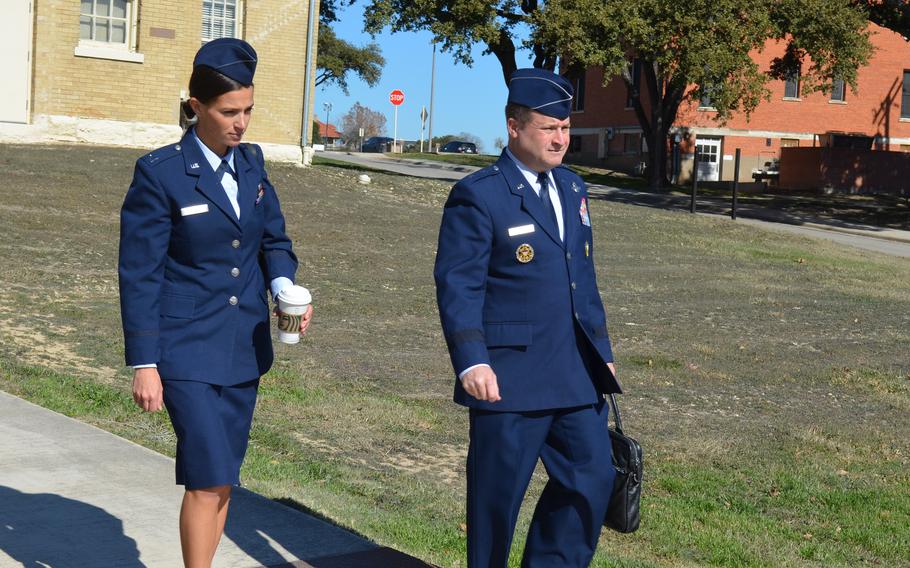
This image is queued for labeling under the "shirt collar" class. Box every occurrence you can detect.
[505,147,553,192]
[191,127,235,174]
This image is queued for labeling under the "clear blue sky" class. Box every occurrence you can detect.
[315,5,537,154]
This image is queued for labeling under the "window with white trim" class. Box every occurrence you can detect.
[76,0,142,63]
[202,0,243,42]
[80,0,135,48]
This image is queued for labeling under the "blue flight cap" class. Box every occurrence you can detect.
[193,38,257,85]
[507,68,574,119]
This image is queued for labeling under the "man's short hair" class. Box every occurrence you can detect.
[505,103,533,126]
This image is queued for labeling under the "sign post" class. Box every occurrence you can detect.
[389,89,404,153]
[419,106,428,153]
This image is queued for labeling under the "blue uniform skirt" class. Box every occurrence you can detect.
[162,378,259,490]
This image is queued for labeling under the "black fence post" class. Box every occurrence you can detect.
[690,149,699,214]
[731,148,741,220]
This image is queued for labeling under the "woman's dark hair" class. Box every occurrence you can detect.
[180,65,251,119]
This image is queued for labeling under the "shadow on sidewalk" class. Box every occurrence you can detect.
[223,490,435,568]
[0,485,145,567]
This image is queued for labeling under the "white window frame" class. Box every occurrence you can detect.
[202,0,244,43]
[75,0,143,63]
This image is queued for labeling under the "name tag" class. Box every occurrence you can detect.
[508,224,535,237]
[180,204,209,216]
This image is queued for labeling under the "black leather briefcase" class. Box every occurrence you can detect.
[604,393,643,533]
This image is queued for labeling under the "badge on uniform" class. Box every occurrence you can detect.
[190,162,200,170]
[585,241,590,257]
[579,197,591,227]
[181,204,209,216]
[572,181,580,193]
[255,183,265,205]
[508,224,535,237]
[516,243,534,263]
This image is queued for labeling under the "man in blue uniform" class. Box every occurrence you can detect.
[434,68,622,567]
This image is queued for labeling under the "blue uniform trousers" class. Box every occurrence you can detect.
[467,401,615,568]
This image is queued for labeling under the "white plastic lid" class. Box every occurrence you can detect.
[278,285,311,305]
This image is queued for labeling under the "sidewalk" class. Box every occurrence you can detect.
[0,391,433,568]
[332,153,910,251]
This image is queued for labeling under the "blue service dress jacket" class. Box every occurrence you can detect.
[119,130,297,386]
[434,151,621,412]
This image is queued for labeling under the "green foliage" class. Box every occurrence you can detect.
[540,0,872,119]
[316,23,385,95]
[855,0,910,37]
[363,0,548,83]
[538,0,873,188]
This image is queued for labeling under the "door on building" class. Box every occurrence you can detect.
[0,0,32,123]
[695,138,721,181]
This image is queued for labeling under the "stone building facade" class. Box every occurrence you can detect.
[0,0,320,162]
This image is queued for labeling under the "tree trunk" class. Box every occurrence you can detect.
[488,29,517,85]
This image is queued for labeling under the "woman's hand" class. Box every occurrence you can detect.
[273,304,314,336]
[297,304,313,335]
[132,367,164,412]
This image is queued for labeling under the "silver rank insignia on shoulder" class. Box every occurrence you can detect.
[190,162,200,169]
[516,243,534,263]
[572,182,580,193]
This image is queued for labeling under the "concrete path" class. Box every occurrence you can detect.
[0,391,433,568]
[319,151,910,259]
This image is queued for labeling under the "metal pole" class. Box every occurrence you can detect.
[393,104,398,153]
[690,148,699,214]
[323,102,331,145]
[300,0,319,150]
[428,43,436,151]
[732,148,741,220]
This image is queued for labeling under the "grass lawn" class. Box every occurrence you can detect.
[0,143,908,567]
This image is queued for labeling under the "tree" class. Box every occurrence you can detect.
[855,0,910,36]
[340,102,387,144]
[317,0,385,95]
[316,24,385,95]
[363,0,552,84]
[537,0,874,189]
[494,137,506,151]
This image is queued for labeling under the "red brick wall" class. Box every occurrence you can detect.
[780,146,910,194]
[567,22,910,185]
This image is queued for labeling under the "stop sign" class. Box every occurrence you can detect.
[389,89,405,106]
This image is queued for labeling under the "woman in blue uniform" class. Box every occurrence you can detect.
[118,38,312,567]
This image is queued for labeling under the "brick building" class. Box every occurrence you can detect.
[567,22,910,187]
[0,0,321,162]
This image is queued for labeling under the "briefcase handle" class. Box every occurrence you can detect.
[608,393,625,436]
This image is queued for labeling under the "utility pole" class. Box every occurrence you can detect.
[428,42,436,151]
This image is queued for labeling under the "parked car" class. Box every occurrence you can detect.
[440,141,478,154]
[361,136,393,152]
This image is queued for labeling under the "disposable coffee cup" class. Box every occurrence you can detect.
[276,285,311,344]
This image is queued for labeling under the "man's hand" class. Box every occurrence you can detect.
[132,367,164,412]
[462,365,501,403]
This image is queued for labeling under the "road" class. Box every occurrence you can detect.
[317,150,910,259]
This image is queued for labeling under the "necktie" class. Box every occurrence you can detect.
[537,172,559,231]
[216,159,237,182]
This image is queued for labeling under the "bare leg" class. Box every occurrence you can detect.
[179,485,232,568]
